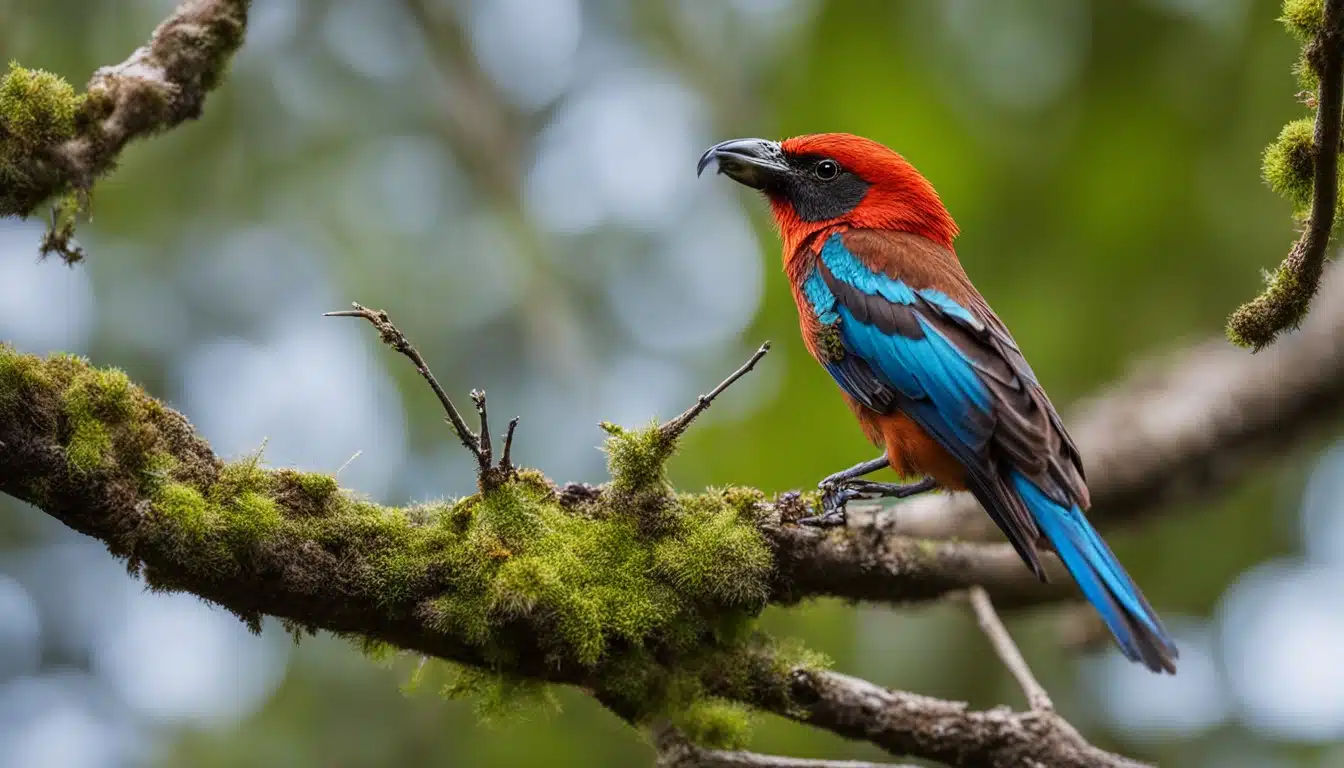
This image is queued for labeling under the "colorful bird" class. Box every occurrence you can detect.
[698,133,1178,673]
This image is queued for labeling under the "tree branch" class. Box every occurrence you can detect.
[0,339,1142,766]
[1,0,250,235]
[777,669,1148,768]
[760,520,1073,609]
[967,587,1053,712]
[653,724,911,768]
[1228,0,1344,349]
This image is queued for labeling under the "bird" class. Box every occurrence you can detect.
[698,133,1178,674]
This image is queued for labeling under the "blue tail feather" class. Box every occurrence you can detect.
[1009,472,1178,673]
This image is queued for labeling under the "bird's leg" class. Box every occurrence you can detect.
[800,455,936,528]
[821,455,891,487]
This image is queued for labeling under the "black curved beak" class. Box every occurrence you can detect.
[696,138,788,190]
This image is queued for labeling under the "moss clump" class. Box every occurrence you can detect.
[1282,0,1325,40]
[670,699,754,750]
[601,421,674,504]
[654,493,772,608]
[65,421,111,473]
[1264,118,1318,215]
[0,344,53,399]
[154,483,210,541]
[0,63,82,217]
[0,63,79,153]
[58,366,136,472]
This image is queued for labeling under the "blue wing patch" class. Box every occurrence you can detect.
[801,234,992,452]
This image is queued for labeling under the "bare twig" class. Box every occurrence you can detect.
[661,343,771,440]
[1228,0,1344,349]
[968,586,1053,712]
[326,303,482,465]
[500,417,520,472]
[471,390,493,468]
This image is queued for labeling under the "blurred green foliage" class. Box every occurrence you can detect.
[2,0,1341,766]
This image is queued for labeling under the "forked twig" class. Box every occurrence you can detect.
[326,303,518,486]
[968,586,1053,712]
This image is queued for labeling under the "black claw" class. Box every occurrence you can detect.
[797,509,848,528]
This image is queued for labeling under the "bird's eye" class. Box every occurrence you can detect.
[814,159,840,181]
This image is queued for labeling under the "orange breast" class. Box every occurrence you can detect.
[847,401,968,490]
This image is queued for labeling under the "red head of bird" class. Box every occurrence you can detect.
[697,133,959,258]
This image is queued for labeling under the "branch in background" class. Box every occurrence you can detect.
[401,0,591,380]
[779,669,1148,768]
[1056,604,1113,655]
[0,0,250,259]
[1228,0,1344,349]
[653,724,911,768]
[887,263,1344,543]
[967,587,1053,712]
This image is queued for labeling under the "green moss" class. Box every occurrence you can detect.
[0,63,82,216]
[0,345,52,398]
[601,422,674,499]
[670,699,754,750]
[0,63,79,152]
[0,349,816,736]
[654,494,772,608]
[1264,118,1318,214]
[721,487,768,521]
[1282,0,1324,40]
[65,420,111,473]
[155,483,210,541]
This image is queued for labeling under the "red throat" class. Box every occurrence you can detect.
[771,134,959,257]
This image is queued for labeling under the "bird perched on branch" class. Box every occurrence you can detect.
[698,133,1178,673]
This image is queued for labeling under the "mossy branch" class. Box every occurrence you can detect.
[1229,0,1344,349]
[0,0,250,260]
[0,338,1147,766]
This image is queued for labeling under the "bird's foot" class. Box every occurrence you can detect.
[798,477,937,528]
[796,483,859,528]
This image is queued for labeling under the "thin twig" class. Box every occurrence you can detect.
[325,303,482,466]
[660,343,770,439]
[500,417,519,471]
[967,586,1053,712]
[335,450,362,477]
[1229,0,1344,349]
[471,390,492,468]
